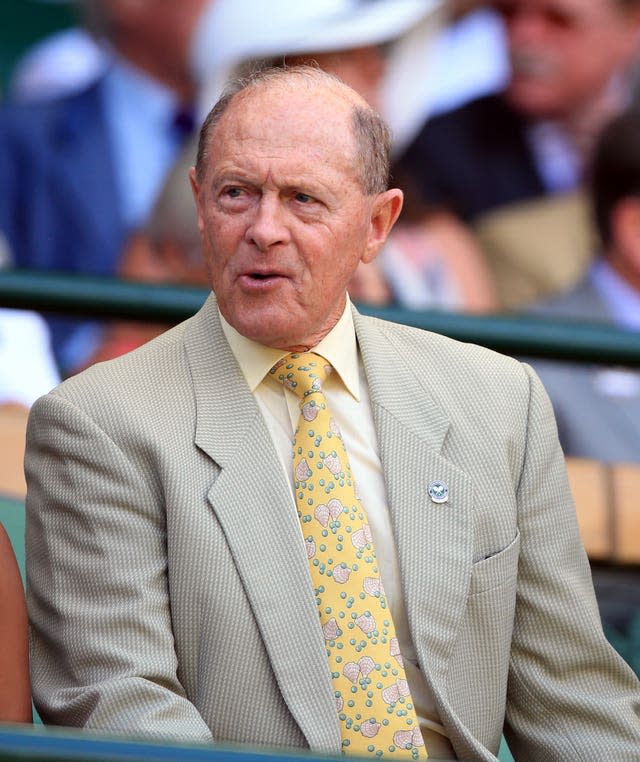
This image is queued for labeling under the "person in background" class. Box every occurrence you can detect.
[0,523,31,723]
[395,0,640,308]
[0,0,211,374]
[398,0,640,221]
[528,107,640,463]
[26,66,639,761]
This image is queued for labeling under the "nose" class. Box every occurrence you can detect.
[245,194,290,251]
[502,5,553,45]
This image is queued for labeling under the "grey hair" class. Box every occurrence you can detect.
[195,65,391,195]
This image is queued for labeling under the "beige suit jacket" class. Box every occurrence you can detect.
[26,295,640,761]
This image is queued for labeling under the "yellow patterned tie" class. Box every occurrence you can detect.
[270,352,427,759]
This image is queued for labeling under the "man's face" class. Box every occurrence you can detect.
[190,82,401,350]
[497,0,640,118]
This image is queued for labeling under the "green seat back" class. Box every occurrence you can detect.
[0,494,26,584]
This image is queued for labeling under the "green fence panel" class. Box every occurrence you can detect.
[2,270,640,366]
[0,724,458,762]
[0,494,25,583]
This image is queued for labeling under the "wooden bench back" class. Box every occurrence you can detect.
[567,457,640,564]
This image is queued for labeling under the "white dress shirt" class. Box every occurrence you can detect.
[220,300,456,758]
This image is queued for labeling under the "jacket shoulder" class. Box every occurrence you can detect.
[49,319,191,412]
[357,312,527,386]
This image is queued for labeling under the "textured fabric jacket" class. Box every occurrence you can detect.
[26,295,640,761]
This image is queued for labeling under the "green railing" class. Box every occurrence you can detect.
[2,269,640,366]
[0,723,351,762]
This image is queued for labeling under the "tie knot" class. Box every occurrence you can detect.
[269,352,332,400]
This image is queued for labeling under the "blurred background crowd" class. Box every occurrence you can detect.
[1,0,640,472]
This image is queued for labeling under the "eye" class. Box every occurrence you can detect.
[294,192,314,204]
[216,184,253,211]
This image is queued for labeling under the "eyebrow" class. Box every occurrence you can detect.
[211,172,329,197]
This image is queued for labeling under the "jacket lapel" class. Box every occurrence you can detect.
[184,297,341,754]
[354,312,475,729]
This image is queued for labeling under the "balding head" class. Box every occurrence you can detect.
[195,65,392,196]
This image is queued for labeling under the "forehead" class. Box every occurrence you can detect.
[206,81,360,177]
[498,0,623,25]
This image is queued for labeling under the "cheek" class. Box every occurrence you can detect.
[202,212,240,255]
[308,237,365,294]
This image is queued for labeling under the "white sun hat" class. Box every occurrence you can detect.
[189,0,446,154]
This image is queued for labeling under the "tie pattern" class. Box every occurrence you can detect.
[270,352,427,759]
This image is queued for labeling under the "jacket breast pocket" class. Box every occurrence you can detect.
[469,530,520,596]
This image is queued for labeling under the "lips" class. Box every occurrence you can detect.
[510,50,557,79]
[237,270,289,290]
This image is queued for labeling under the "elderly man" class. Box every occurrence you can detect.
[26,67,639,761]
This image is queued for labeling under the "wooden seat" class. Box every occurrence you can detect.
[0,404,29,499]
[566,456,640,564]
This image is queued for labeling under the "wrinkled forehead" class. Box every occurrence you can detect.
[495,0,625,27]
[210,79,361,164]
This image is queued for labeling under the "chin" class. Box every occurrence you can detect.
[227,311,298,349]
[506,86,562,119]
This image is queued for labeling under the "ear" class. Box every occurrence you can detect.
[362,188,404,264]
[189,166,206,234]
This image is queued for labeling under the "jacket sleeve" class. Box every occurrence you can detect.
[25,391,214,742]
[504,364,640,760]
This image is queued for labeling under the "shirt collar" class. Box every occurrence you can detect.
[219,297,361,400]
[103,54,180,128]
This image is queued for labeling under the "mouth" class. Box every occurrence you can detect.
[238,271,289,290]
[510,51,557,80]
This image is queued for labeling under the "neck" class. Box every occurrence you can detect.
[557,80,627,168]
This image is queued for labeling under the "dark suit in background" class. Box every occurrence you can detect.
[394,94,544,223]
[0,81,124,276]
[0,80,124,372]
